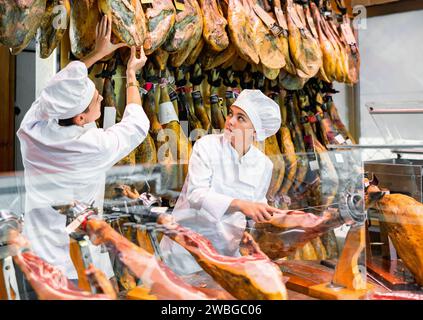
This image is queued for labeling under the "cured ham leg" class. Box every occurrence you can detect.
[85,219,213,300]
[250,209,343,260]
[0,0,46,54]
[366,185,423,286]
[8,230,115,300]
[157,215,288,300]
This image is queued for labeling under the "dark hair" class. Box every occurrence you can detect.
[58,105,90,127]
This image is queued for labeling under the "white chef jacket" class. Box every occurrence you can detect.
[160,134,273,275]
[17,68,150,279]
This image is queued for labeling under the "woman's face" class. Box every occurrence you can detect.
[84,90,103,123]
[224,105,255,149]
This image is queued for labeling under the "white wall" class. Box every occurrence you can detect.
[15,52,36,171]
[358,10,423,159]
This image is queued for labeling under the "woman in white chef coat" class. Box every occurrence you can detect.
[160,89,285,275]
[17,16,149,287]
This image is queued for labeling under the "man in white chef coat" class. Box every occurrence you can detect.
[17,16,149,289]
[160,89,287,275]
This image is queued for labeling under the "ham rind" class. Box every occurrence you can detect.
[157,215,288,300]
[227,0,259,64]
[199,0,229,52]
[143,0,176,55]
[0,0,46,54]
[98,0,146,47]
[9,231,114,300]
[85,219,213,300]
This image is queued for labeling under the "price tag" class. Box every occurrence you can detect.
[334,134,346,144]
[158,101,179,125]
[335,153,344,163]
[346,139,353,145]
[309,160,319,171]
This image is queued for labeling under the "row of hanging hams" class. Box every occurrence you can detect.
[0,0,359,86]
[97,46,357,260]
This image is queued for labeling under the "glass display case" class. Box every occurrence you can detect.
[0,146,374,300]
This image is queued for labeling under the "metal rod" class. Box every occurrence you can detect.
[327,144,423,150]
[368,108,423,114]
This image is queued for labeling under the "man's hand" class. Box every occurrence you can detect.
[230,199,285,223]
[82,15,127,68]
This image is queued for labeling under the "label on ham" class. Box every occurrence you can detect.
[334,134,346,144]
[191,91,203,104]
[309,159,320,171]
[226,90,235,99]
[346,139,353,145]
[169,90,178,102]
[158,102,179,125]
[210,94,219,104]
[103,107,116,130]
[335,153,344,163]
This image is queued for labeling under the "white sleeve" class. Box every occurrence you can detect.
[258,160,273,204]
[186,139,234,220]
[89,103,150,169]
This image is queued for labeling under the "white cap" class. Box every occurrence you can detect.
[39,61,96,120]
[233,89,281,141]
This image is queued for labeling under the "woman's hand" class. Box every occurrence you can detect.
[230,199,283,223]
[94,15,126,58]
[126,46,147,76]
[82,15,126,68]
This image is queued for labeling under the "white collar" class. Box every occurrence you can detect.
[48,119,96,138]
[222,135,259,165]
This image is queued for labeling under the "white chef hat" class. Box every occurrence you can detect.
[232,89,281,141]
[39,61,96,120]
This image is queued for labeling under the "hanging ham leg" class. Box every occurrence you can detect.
[0,0,46,54]
[157,215,288,300]
[250,209,344,260]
